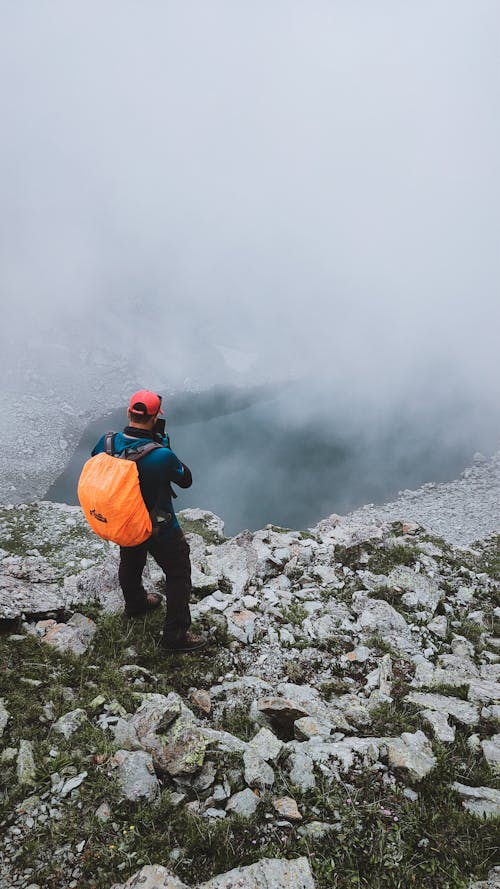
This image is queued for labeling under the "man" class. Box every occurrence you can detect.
[91,389,207,652]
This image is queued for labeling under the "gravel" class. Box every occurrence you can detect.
[345,450,500,546]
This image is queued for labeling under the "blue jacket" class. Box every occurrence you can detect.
[91,426,192,539]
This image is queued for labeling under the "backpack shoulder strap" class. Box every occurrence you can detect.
[122,441,163,463]
[103,432,116,456]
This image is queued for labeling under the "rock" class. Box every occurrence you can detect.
[243,748,275,789]
[273,797,302,821]
[468,866,500,888]
[288,751,316,791]
[421,710,455,743]
[226,609,256,644]
[60,772,88,797]
[243,747,274,788]
[387,566,441,615]
[386,731,436,781]
[39,619,92,656]
[63,557,123,614]
[111,718,143,751]
[112,750,159,802]
[256,697,309,731]
[294,716,332,741]
[0,698,10,736]
[191,689,212,714]
[452,783,500,818]
[17,740,36,785]
[247,727,283,763]
[0,556,64,619]
[95,802,112,822]
[197,856,315,889]
[110,864,189,888]
[405,692,480,726]
[352,593,414,653]
[66,612,97,644]
[130,692,207,776]
[179,508,225,538]
[481,735,500,774]
[204,807,226,819]
[427,615,448,639]
[226,788,260,817]
[52,708,88,739]
[468,680,500,704]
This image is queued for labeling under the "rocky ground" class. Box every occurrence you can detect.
[0,501,499,888]
[346,450,500,548]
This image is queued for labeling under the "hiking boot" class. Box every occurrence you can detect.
[161,631,208,653]
[125,593,163,618]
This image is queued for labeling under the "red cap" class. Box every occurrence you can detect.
[128,390,164,416]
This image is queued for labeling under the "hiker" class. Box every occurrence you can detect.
[90,389,207,652]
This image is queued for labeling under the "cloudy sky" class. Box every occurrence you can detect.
[1,1,498,410]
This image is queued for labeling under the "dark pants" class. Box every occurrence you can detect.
[119,530,192,643]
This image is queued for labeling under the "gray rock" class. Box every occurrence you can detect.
[95,802,112,822]
[468,680,500,704]
[111,718,143,751]
[386,731,436,781]
[178,508,225,538]
[405,692,480,726]
[481,735,500,774]
[226,788,260,817]
[0,698,9,736]
[298,820,337,839]
[132,693,207,777]
[427,615,448,639]
[0,555,64,619]
[226,608,256,644]
[39,620,90,656]
[468,866,500,888]
[63,557,123,614]
[17,740,36,785]
[387,566,441,615]
[452,782,500,818]
[60,771,88,797]
[288,752,316,791]
[247,727,283,763]
[112,749,159,802]
[421,710,455,743]
[243,748,275,789]
[110,864,189,888]
[197,856,315,889]
[52,708,88,739]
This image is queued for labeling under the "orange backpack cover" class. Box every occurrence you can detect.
[77,436,160,547]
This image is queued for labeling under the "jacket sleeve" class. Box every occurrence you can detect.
[162,449,193,489]
[175,462,193,489]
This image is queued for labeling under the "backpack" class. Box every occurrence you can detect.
[77,432,163,547]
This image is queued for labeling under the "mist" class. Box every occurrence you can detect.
[1,1,499,515]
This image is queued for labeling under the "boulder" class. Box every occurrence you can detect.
[481,735,500,774]
[17,739,36,785]
[52,708,88,739]
[405,692,480,726]
[452,783,500,818]
[197,857,315,889]
[386,731,436,781]
[112,749,159,802]
[110,864,189,888]
[226,788,260,818]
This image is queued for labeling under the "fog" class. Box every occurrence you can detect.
[1,2,499,518]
